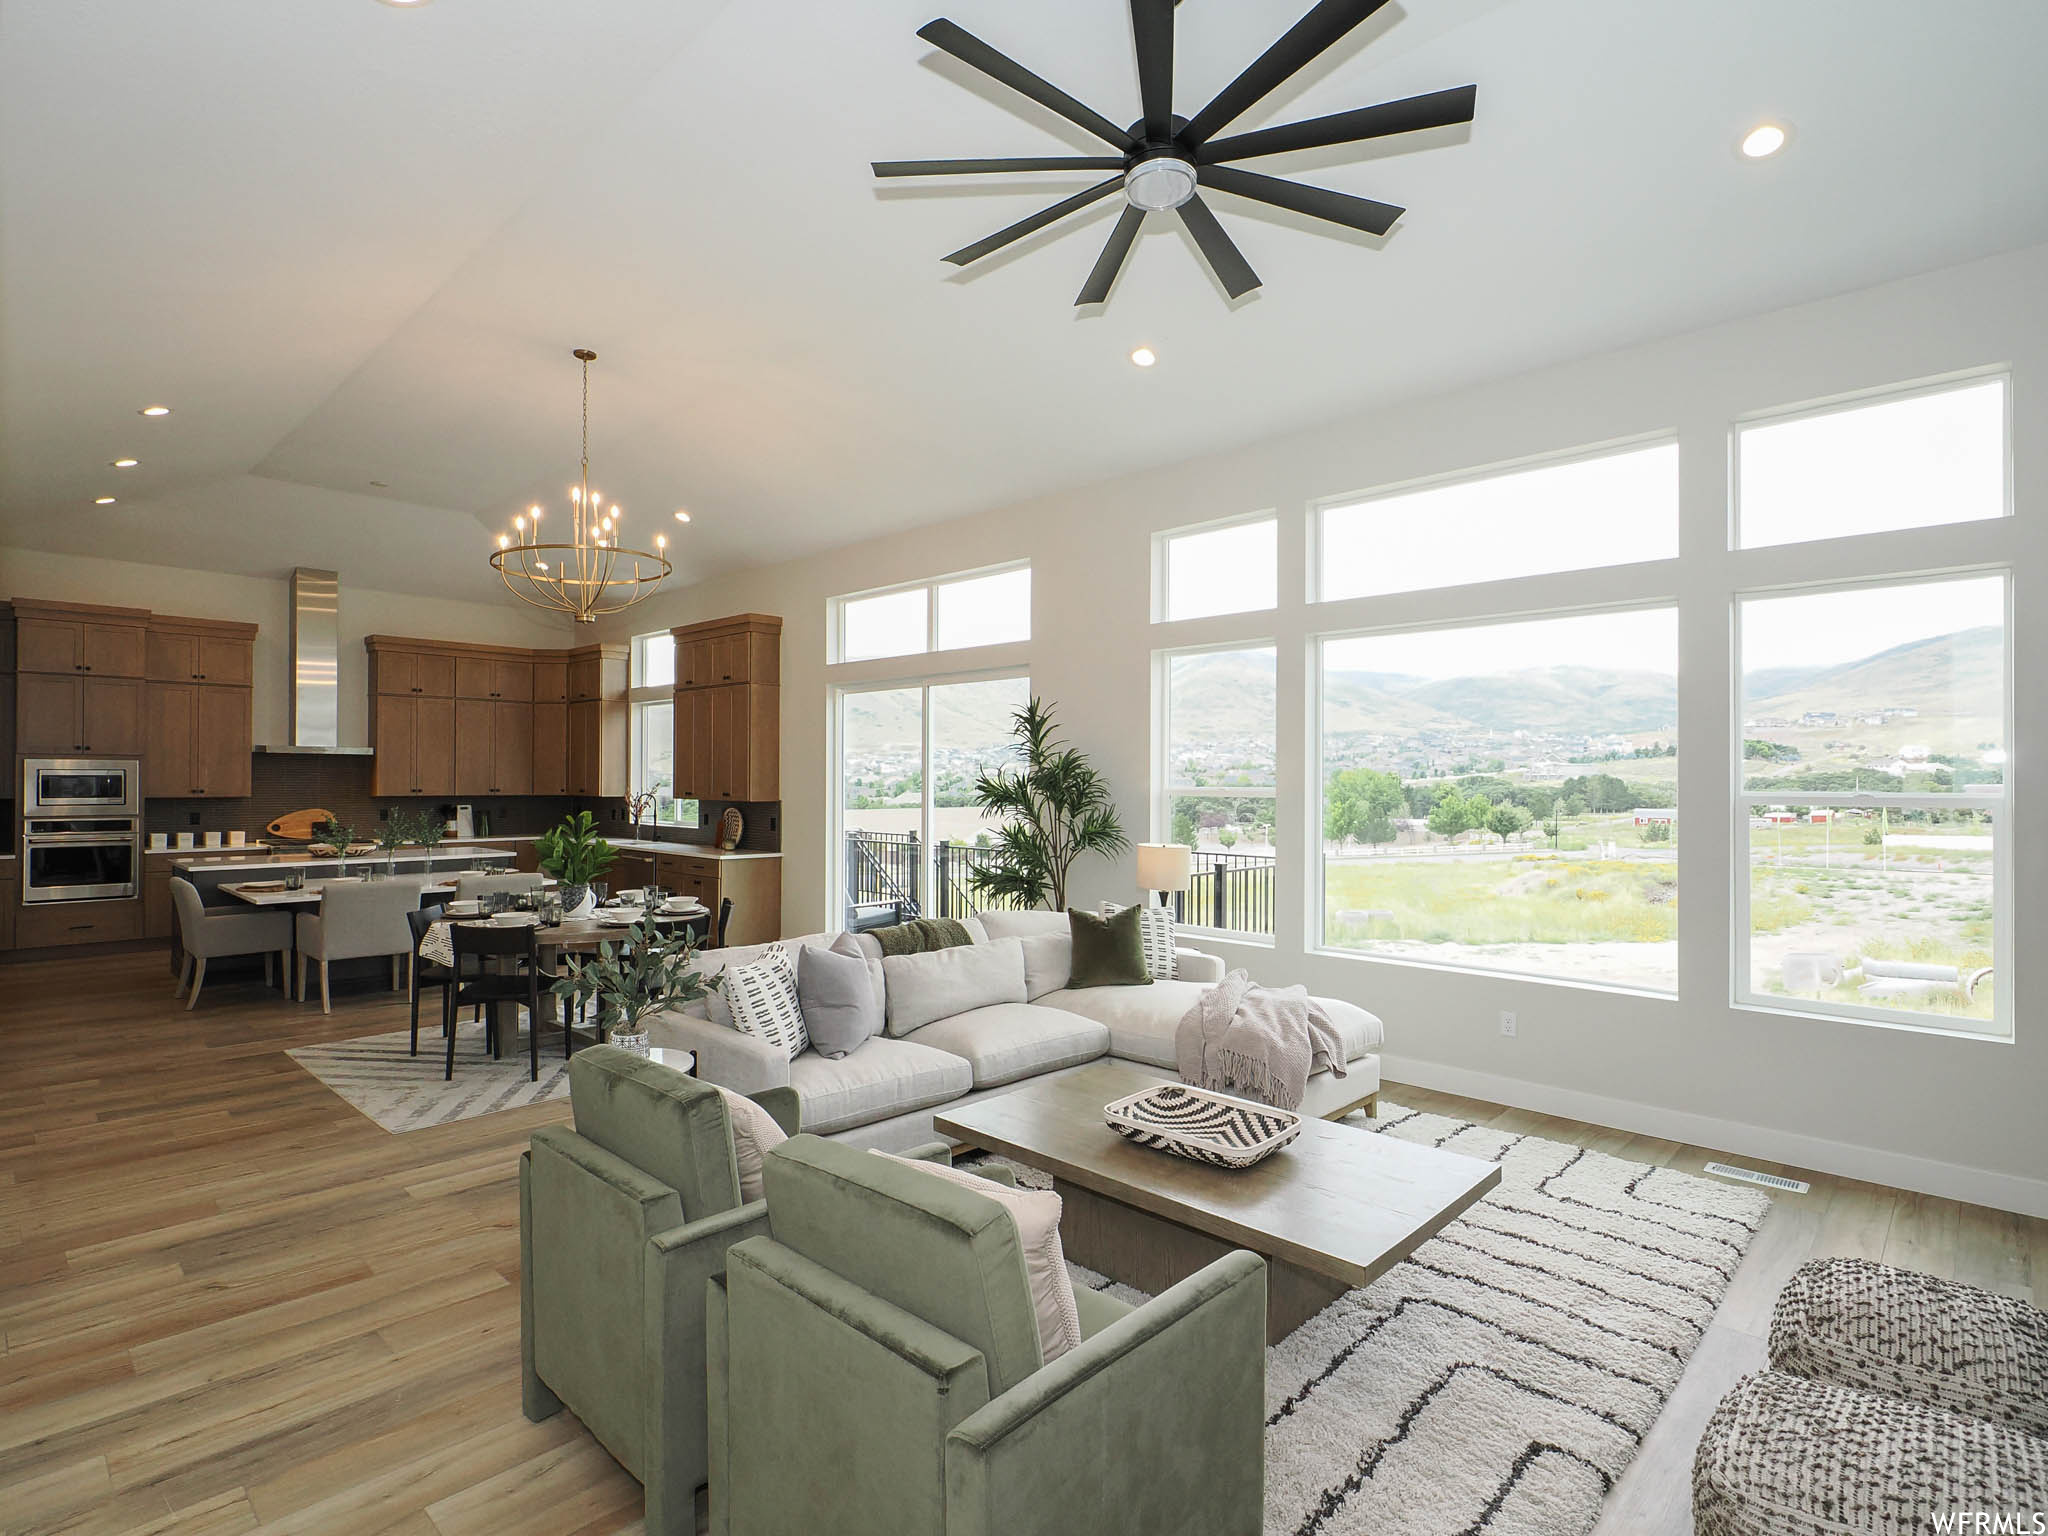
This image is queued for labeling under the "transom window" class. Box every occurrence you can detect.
[834,563,1031,662]
[1157,515,1277,622]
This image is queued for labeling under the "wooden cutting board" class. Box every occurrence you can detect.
[266,808,337,843]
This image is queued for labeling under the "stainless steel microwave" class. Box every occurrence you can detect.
[24,758,142,818]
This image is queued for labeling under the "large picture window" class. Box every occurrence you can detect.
[838,674,1030,926]
[1318,608,1679,992]
[1318,440,1678,601]
[1735,574,2008,1036]
[1161,646,1275,936]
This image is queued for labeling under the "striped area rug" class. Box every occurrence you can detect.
[996,1102,1775,1536]
[287,1023,569,1132]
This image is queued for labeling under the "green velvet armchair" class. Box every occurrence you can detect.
[520,1046,802,1536]
[706,1134,1268,1536]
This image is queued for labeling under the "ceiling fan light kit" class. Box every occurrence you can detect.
[874,0,1477,305]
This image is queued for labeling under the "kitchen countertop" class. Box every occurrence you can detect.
[438,837,781,861]
[169,847,517,875]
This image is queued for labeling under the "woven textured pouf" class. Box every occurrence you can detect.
[1770,1257,2048,1438]
[1694,1369,2048,1536]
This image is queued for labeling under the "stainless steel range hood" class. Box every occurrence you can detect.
[255,568,374,755]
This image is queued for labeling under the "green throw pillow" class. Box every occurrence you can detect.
[1067,905,1152,988]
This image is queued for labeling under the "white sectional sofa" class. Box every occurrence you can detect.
[649,909,1385,1152]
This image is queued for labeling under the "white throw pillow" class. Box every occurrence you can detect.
[720,942,809,1059]
[1017,931,1072,1000]
[1099,901,1177,980]
[714,1085,788,1203]
[876,1152,1083,1366]
[881,937,1027,1036]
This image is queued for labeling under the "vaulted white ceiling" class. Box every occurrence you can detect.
[4,0,2045,603]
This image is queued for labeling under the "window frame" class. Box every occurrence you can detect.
[831,560,1032,663]
[1154,640,1279,942]
[1730,369,2014,552]
[1310,431,1681,605]
[628,630,692,828]
[1153,510,1279,624]
[1728,568,2014,1041]
[1310,599,1684,998]
[831,666,1032,925]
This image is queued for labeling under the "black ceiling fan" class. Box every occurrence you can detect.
[873,0,1477,304]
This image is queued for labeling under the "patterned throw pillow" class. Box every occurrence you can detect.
[719,942,809,1060]
[1099,901,1177,981]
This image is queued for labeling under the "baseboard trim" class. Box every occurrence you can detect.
[1377,1052,2048,1221]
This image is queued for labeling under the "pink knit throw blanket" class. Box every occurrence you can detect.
[1174,968,1347,1111]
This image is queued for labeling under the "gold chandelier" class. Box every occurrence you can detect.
[491,348,674,623]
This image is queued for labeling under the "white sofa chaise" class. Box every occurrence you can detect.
[649,909,1384,1152]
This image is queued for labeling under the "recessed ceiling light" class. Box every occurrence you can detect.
[369,479,388,489]
[95,496,117,505]
[1129,346,1158,368]
[110,458,138,468]
[674,510,692,523]
[1740,123,1788,159]
[375,0,433,7]
[138,405,171,417]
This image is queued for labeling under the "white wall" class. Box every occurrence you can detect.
[607,240,2048,1216]
[0,548,569,746]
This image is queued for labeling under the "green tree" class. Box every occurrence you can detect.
[1217,825,1239,849]
[1171,803,1198,849]
[1429,786,1476,840]
[1485,802,1531,841]
[1324,768,1406,849]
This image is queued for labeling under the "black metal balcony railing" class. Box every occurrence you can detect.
[846,831,1276,938]
[1173,851,1276,938]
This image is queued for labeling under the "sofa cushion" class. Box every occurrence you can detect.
[881,937,1027,1037]
[850,914,987,961]
[787,1035,974,1134]
[1018,932,1072,1000]
[977,909,1069,940]
[691,932,834,1028]
[901,1003,1109,1089]
[1042,979,1385,1070]
[720,942,809,1060]
[713,1084,788,1203]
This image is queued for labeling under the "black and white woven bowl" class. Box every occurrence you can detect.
[1104,1084,1303,1169]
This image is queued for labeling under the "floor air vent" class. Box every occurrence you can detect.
[1704,1161,1810,1194]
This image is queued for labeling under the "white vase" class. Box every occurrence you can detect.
[564,884,597,919]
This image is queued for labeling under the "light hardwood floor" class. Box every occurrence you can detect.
[2,951,2041,1536]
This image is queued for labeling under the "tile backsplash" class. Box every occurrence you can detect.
[142,755,578,841]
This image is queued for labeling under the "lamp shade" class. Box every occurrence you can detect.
[1136,842,1193,893]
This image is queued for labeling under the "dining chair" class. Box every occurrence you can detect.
[169,878,293,1011]
[457,872,546,902]
[448,922,549,1081]
[716,896,734,948]
[407,903,483,1059]
[295,878,427,1013]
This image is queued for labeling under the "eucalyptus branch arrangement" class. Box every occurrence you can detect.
[550,915,710,1037]
[967,696,1129,911]
[313,817,358,854]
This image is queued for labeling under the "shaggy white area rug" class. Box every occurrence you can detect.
[986,1102,1774,1536]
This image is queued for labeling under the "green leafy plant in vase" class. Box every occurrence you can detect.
[374,812,409,877]
[312,818,358,861]
[550,915,708,1056]
[535,810,617,917]
[967,696,1130,911]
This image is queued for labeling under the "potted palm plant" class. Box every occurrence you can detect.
[967,696,1130,910]
[535,810,616,917]
[550,915,709,1055]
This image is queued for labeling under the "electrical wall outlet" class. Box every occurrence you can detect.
[1499,1010,1518,1038]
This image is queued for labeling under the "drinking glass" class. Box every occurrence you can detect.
[284,868,305,892]
[591,881,609,908]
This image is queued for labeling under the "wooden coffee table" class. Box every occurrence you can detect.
[935,1059,1499,1343]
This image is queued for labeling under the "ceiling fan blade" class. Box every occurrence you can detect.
[918,19,1135,151]
[1130,0,1176,142]
[1176,194,1261,298]
[874,156,1126,177]
[1181,0,1393,145]
[943,176,1126,267]
[1197,163,1402,235]
[1076,205,1146,305]
[1198,83,1477,163]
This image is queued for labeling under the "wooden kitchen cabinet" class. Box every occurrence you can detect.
[456,656,533,701]
[0,863,17,950]
[532,701,569,795]
[372,694,456,796]
[454,697,533,793]
[566,655,602,702]
[147,628,254,686]
[651,852,781,948]
[671,614,780,801]
[565,699,626,797]
[532,660,568,703]
[144,865,173,940]
[373,648,456,698]
[149,684,250,797]
[15,602,149,679]
[17,674,145,755]
[16,897,142,950]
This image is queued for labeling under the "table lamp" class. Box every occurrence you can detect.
[1136,842,1192,907]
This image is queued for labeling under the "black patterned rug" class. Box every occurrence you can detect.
[990,1103,1775,1535]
